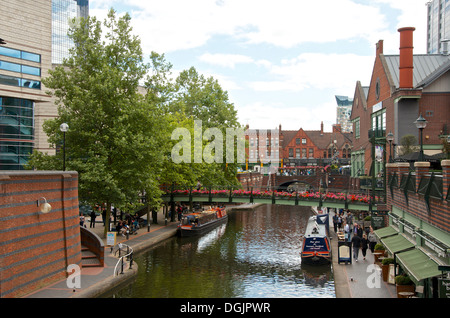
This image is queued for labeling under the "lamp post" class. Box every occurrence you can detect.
[60,123,69,171]
[386,131,394,163]
[414,114,427,162]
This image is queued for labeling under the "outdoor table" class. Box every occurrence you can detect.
[398,292,415,298]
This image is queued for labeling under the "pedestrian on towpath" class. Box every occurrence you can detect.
[361,234,368,260]
[351,233,362,262]
[90,210,96,228]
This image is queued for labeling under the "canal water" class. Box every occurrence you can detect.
[106,204,335,298]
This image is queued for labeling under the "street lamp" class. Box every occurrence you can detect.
[414,114,427,162]
[60,123,69,171]
[386,131,394,163]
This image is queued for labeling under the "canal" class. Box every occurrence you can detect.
[105,204,335,298]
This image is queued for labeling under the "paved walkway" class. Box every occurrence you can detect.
[328,210,397,298]
[24,215,179,298]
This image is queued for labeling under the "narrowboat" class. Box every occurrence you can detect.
[177,207,228,237]
[300,214,331,265]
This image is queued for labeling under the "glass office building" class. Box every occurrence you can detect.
[0,97,35,170]
[0,47,42,170]
[52,0,89,64]
[0,0,89,170]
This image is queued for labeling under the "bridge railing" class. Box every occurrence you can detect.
[161,184,380,207]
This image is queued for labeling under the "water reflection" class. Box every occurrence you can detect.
[106,204,335,298]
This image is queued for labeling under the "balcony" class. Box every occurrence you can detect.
[368,128,386,139]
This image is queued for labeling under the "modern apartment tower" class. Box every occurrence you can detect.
[335,95,353,133]
[426,0,450,54]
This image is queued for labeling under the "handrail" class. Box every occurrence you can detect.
[112,243,134,276]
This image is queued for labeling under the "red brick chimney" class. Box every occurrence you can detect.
[398,27,415,89]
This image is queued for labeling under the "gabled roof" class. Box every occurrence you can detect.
[383,54,450,88]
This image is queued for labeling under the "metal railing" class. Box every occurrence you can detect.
[112,243,134,276]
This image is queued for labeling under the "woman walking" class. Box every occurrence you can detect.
[361,234,369,260]
[367,226,377,253]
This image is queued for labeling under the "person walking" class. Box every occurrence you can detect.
[367,226,377,253]
[361,234,368,260]
[333,214,338,232]
[344,222,350,242]
[351,233,362,262]
[89,210,97,228]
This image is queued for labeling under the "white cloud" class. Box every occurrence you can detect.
[238,101,337,131]
[90,0,394,53]
[198,53,255,69]
[248,53,374,94]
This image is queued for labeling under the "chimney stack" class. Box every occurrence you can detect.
[398,27,415,89]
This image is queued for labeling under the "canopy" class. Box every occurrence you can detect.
[396,248,442,284]
[374,226,398,239]
[381,234,415,255]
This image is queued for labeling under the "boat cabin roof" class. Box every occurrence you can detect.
[304,215,328,237]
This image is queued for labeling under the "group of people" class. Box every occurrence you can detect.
[78,204,142,239]
[176,203,189,221]
[116,216,140,237]
[332,209,378,262]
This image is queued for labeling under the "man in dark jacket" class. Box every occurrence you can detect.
[351,234,361,262]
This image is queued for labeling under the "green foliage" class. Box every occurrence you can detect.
[27,8,243,236]
[374,243,385,251]
[382,258,394,265]
[395,275,413,285]
[398,134,418,156]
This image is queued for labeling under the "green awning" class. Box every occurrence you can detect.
[396,249,442,284]
[374,226,398,239]
[381,234,415,255]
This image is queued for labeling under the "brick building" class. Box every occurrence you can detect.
[380,161,450,297]
[0,171,81,298]
[350,27,450,183]
[245,122,352,172]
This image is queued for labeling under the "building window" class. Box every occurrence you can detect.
[302,148,307,158]
[0,74,41,89]
[296,148,300,159]
[289,148,293,158]
[0,97,34,170]
[309,148,313,158]
[296,138,300,145]
[0,60,41,76]
[354,118,360,139]
[371,109,386,136]
[0,47,41,63]
[302,138,306,144]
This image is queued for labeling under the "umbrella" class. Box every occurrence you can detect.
[395,151,435,162]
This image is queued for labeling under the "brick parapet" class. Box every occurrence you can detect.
[0,171,81,298]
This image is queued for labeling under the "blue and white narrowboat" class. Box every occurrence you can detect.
[301,214,331,265]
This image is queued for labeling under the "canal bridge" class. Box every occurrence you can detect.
[161,186,374,212]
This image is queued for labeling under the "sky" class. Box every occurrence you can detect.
[89,0,429,131]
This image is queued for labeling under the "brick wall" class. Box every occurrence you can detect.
[0,171,81,298]
[386,160,450,234]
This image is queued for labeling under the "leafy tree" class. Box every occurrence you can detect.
[27,9,166,237]
[398,134,418,156]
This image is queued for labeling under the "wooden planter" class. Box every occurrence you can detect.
[382,264,389,281]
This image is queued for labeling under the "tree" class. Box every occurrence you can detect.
[168,67,243,187]
[398,134,418,156]
[27,9,166,237]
